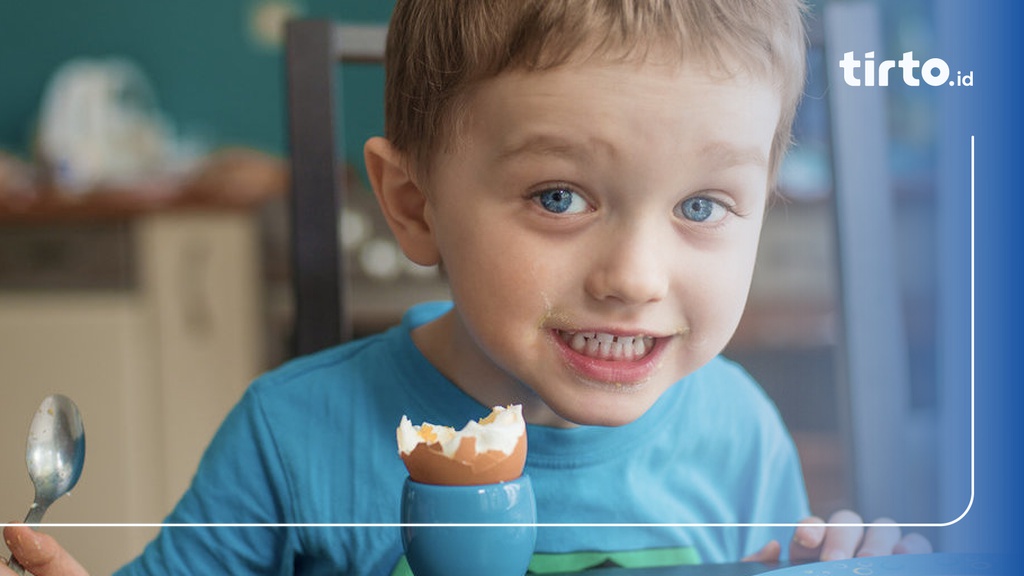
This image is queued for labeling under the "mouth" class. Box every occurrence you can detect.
[551,328,667,387]
[556,330,656,362]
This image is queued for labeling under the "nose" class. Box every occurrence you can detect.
[583,224,671,305]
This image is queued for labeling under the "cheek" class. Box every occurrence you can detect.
[440,220,544,316]
[683,237,760,340]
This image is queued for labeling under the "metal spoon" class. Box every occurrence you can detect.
[6,394,85,574]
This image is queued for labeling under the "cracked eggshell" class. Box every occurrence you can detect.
[397,406,528,486]
[400,433,527,486]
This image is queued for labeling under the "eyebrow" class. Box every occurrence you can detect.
[698,141,769,169]
[494,134,604,164]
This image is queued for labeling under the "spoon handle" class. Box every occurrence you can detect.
[5,501,53,574]
[23,500,51,526]
[7,551,26,575]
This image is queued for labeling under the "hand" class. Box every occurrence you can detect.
[743,510,933,563]
[1,525,89,576]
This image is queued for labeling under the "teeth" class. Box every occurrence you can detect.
[602,339,617,358]
[560,331,654,361]
[632,337,645,357]
[571,332,587,351]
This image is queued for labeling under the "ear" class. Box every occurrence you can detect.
[363,137,440,266]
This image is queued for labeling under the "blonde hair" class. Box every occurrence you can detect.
[384,0,808,187]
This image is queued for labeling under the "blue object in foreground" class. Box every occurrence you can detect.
[400,475,537,576]
[544,553,1009,575]
[764,553,1009,576]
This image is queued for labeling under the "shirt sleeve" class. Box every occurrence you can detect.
[114,384,297,575]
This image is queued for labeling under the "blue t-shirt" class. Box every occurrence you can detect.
[116,302,809,575]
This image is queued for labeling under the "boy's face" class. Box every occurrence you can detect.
[410,56,780,427]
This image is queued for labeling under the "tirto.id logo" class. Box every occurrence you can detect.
[839,51,974,87]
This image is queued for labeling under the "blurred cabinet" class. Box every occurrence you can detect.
[0,209,265,574]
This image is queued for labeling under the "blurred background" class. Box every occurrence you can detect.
[0,0,971,573]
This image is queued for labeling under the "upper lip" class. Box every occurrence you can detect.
[553,327,672,339]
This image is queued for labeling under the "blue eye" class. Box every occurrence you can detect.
[534,188,589,214]
[676,196,727,223]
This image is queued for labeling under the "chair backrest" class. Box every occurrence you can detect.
[283,19,386,357]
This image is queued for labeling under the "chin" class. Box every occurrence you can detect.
[549,393,656,428]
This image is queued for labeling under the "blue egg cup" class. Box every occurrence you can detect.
[400,475,537,576]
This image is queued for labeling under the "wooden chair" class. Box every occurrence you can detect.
[283,19,386,356]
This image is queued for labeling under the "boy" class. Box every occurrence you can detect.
[4,0,931,574]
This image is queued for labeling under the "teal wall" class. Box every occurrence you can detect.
[0,1,393,168]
